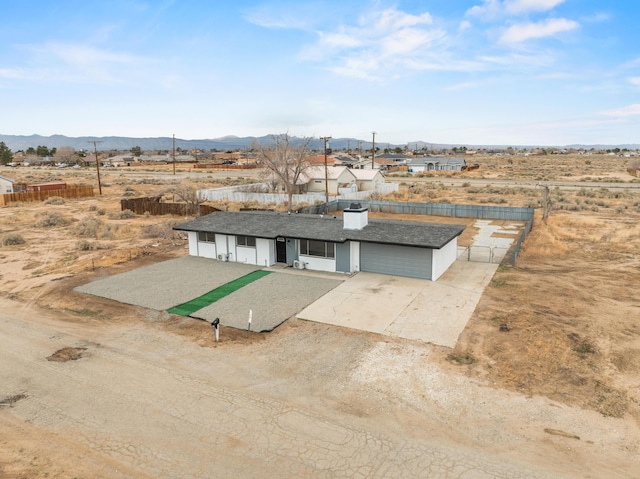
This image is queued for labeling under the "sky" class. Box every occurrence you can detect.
[1,0,639,146]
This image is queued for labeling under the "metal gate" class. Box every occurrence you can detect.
[360,243,432,279]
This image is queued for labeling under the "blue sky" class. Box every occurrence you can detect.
[1,0,639,146]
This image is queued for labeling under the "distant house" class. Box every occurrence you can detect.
[301,166,357,195]
[0,175,14,193]
[351,169,386,191]
[407,157,466,173]
[174,205,465,280]
[374,153,413,165]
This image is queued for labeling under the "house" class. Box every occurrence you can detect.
[407,157,467,172]
[173,204,465,280]
[0,175,15,194]
[350,169,386,191]
[301,166,357,195]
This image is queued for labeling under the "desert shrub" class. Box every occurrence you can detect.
[35,213,68,227]
[2,233,25,246]
[122,186,136,197]
[76,240,95,251]
[615,205,627,214]
[44,196,65,205]
[142,223,174,239]
[75,216,102,237]
[488,196,507,204]
[97,208,106,215]
[461,182,471,187]
[109,209,136,220]
[99,224,116,240]
[88,204,98,211]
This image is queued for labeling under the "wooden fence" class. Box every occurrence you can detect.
[121,197,219,216]
[0,185,94,206]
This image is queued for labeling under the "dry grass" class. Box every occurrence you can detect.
[454,207,640,420]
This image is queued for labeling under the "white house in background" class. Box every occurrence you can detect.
[174,204,465,281]
[301,166,357,195]
[0,175,15,193]
[407,157,467,172]
[351,169,386,191]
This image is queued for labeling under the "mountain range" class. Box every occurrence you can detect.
[1,134,638,152]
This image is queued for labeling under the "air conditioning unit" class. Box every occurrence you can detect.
[293,260,305,270]
[217,254,228,262]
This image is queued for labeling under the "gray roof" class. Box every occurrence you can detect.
[174,211,465,249]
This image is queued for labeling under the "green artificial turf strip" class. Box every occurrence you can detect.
[167,270,272,316]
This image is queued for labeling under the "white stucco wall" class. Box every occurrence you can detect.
[198,241,217,259]
[256,238,275,267]
[214,234,229,256]
[299,255,336,272]
[188,231,198,256]
[235,246,257,265]
[431,237,458,281]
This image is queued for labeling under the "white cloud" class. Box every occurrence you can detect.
[0,68,25,79]
[31,42,142,68]
[467,0,566,18]
[504,0,566,14]
[629,77,640,87]
[602,104,640,117]
[298,7,454,80]
[458,20,472,32]
[500,18,579,43]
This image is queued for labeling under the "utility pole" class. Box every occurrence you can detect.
[371,131,376,169]
[89,140,103,195]
[321,136,331,205]
[172,134,176,175]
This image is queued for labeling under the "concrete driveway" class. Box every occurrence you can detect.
[297,219,521,348]
[297,260,497,348]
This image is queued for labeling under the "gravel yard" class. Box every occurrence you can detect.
[74,257,342,331]
[74,256,260,310]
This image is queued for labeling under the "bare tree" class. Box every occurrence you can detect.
[170,184,205,216]
[254,133,312,212]
[55,146,77,164]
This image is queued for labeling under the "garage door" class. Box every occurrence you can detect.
[360,243,432,279]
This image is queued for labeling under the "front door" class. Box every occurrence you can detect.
[276,237,287,263]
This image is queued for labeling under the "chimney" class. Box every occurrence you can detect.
[343,203,368,230]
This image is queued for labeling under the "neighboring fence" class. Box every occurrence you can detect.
[193,163,259,170]
[121,197,220,216]
[197,183,399,205]
[0,185,94,205]
[297,199,535,266]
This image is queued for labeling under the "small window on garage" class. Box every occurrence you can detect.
[236,235,256,247]
[300,240,335,258]
[198,232,215,242]
[314,180,323,184]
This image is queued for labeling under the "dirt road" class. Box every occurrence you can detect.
[1,297,637,478]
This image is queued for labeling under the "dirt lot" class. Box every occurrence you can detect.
[1,158,639,477]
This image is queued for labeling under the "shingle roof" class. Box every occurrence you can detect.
[174,211,465,249]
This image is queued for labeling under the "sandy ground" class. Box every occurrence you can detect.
[1,161,640,477]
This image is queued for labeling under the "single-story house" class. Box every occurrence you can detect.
[350,169,386,191]
[0,175,15,193]
[173,204,465,281]
[408,157,467,172]
[301,166,357,195]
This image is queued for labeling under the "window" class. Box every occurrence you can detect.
[300,240,335,259]
[314,180,323,184]
[236,235,256,247]
[198,232,215,243]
